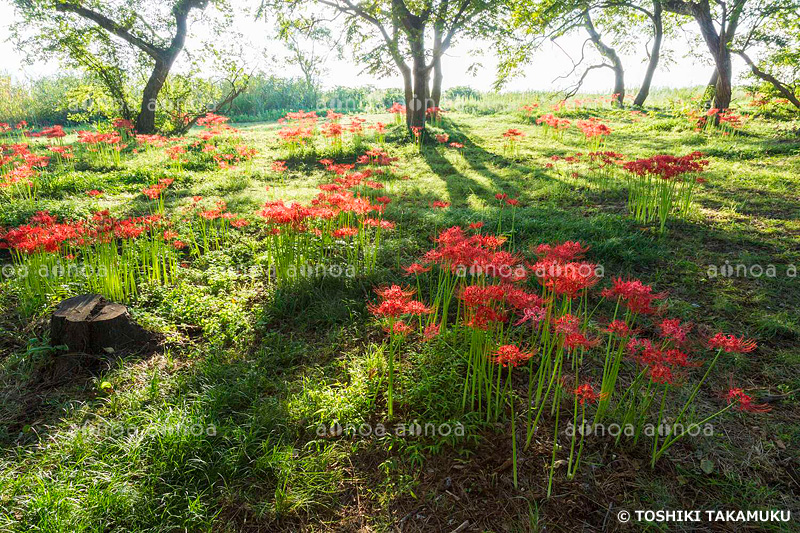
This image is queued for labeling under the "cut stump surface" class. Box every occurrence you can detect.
[51,294,150,354]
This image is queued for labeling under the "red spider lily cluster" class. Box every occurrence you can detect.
[388,102,406,126]
[253,152,398,282]
[141,178,175,213]
[576,118,612,150]
[576,118,612,139]
[182,197,250,255]
[1,143,50,199]
[427,106,444,126]
[689,107,748,135]
[536,114,572,138]
[276,110,384,157]
[146,114,257,171]
[367,225,768,493]
[502,128,526,156]
[0,210,183,307]
[623,152,710,232]
[27,125,66,140]
[520,103,540,118]
[368,284,431,416]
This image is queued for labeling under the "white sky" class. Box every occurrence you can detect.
[0,2,747,94]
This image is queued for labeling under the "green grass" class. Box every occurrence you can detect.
[1,100,799,531]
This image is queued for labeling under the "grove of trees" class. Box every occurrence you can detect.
[6,0,800,132]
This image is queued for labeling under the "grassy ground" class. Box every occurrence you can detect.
[1,104,799,532]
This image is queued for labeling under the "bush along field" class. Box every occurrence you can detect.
[1,96,799,531]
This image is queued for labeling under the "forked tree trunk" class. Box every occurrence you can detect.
[633,0,663,107]
[54,0,207,134]
[664,0,739,111]
[584,10,625,107]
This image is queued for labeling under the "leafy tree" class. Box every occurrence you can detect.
[266,0,507,130]
[11,0,239,133]
[732,0,800,110]
[498,0,667,107]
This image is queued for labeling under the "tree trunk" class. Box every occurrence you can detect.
[136,59,172,134]
[411,60,429,129]
[703,69,719,109]
[633,0,663,107]
[713,51,733,110]
[400,64,414,127]
[689,2,733,110]
[432,55,443,109]
[431,23,444,109]
[409,30,428,130]
[583,10,625,107]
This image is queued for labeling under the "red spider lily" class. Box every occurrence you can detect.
[604,319,632,338]
[623,152,709,181]
[726,388,770,412]
[142,186,163,200]
[449,142,464,149]
[361,218,395,230]
[87,190,103,197]
[577,118,612,139]
[664,349,696,368]
[423,322,440,341]
[332,226,358,238]
[196,113,230,127]
[369,285,430,319]
[388,102,406,114]
[403,263,431,275]
[492,344,537,367]
[112,118,134,131]
[601,277,666,314]
[536,114,571,130]
[259,200,312,227]
[136,134,169,148]
[574,383,601,405]
[435,133,449,144]
[374,284,416,301]
[29,125,66,139]
[532,259,600,298]
[514,305,547,327]
[386,320,414,337]
[563,332,601,351]
[165,145,187,161]
[535,241,589,262]
[708,333,757,353]
[659,318,692,345]
[648,362,676,384]
[555,314,581,336]
[502,128,526,139]
[431,201,450,209]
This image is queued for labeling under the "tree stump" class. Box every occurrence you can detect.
[51,294,151,354]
